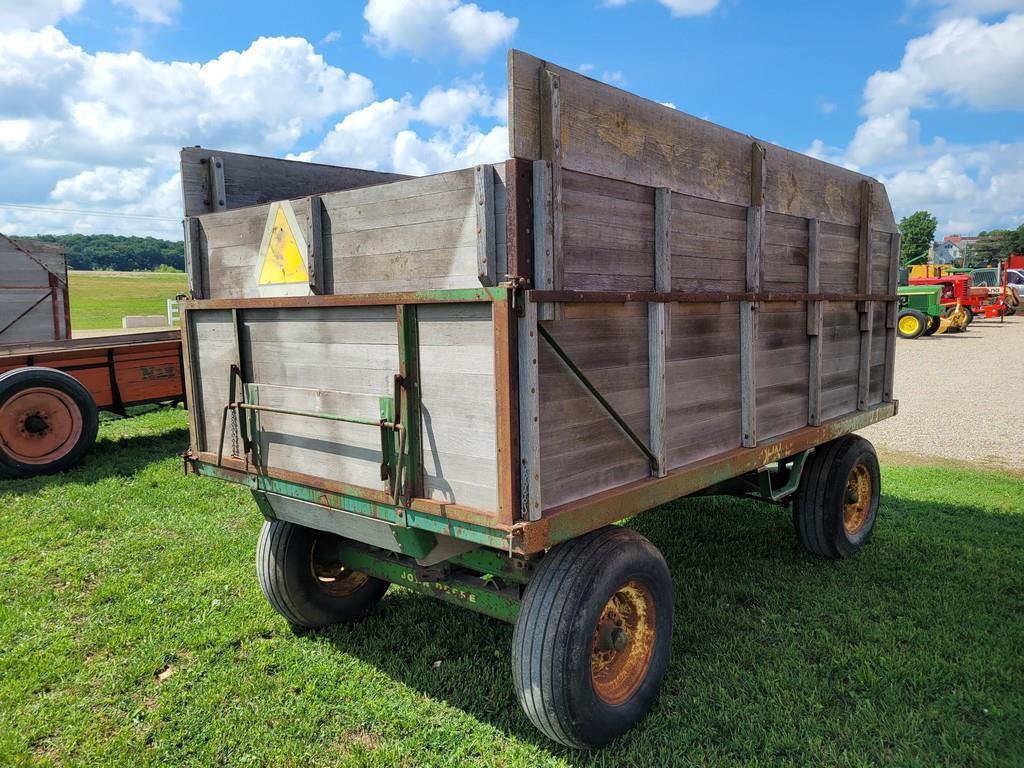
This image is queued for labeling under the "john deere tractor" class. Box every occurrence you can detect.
[897,284,969,339]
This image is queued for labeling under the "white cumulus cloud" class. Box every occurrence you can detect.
[0,0,83,30]
[363,0,517,59]
[807,12,1024,234]
[111,0,182,24]
[603,0,719,16]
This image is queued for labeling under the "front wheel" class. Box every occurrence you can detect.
[897,309,927,339]
[792,435,880,559]
[0,367,99,478]
[256,520,389,628]
[512,526,674,749]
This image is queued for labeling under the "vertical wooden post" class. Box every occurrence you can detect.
[537,68,562,320]
[532,160,555,321]
[740,143,766,447]
[518,298,542,520]
[648,187,671,477]
[183,216,205,299]
[475,165,497,286]
[493,293,519,523]
[857,180,874,411]
[807,218,823,426]
[883,232,901,403]
[305,195,324,295]
[504,158,534,282]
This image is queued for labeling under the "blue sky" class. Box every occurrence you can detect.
[1,0,1022,239]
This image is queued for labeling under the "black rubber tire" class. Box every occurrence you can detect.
[792,435,880,559]
[511,526,674,749]
[896,309,927,339]
[963,306,975,325]
[0,367,99,478]
[256,520,389,629]
[922,316,940,336]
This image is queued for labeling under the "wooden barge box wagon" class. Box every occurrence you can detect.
[180,50,900,748]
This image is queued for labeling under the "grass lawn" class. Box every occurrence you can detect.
[0,409,1021,766]
[68,272,188,331]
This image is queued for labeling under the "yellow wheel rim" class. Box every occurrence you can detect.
[590,580,657,706]
[843,464,872,535]
[898,315,922,336]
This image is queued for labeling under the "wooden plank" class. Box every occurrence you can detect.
[180,146,410,217]
[475,165,497,285]
[807,219,823,426]
[533,160,555,321]
[518,298,542,519]
[647,187,671,477]
[306,195,324,295]
[740,143,765,447]
[493,297,519,523]
[183,217,205,299]
[857,180,874,411]
[538,67,563,320]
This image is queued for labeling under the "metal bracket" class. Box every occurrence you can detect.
[537,323,660,472]
[757,450,812,502]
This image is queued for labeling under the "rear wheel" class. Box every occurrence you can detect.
[256,520,389,628]
[897,309,927,339]
[512,526,674,749]
[963,306,975,325]
[792,435,880,559]
[0,367,98,478]
[922,315,940,336]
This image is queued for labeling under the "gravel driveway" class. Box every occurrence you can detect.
[859,313,1023,471]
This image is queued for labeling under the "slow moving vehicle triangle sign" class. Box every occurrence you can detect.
[254,200,313,297]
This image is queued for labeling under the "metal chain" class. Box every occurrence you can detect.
[230,407,240,457]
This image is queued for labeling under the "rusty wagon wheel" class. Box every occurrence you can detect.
[0,367,99,479]
[792,434,880,559]
[256,520,389,629]
[511,526,674,749]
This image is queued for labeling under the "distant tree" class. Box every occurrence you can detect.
[898,211,938,265]
[31,234,184,271]
[154,263,183,273]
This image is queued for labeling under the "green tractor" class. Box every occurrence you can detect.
[896,284,969,339]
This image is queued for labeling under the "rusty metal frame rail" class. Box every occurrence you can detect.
[530,290,898,304]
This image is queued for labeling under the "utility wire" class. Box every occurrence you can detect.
[0,202,180,222]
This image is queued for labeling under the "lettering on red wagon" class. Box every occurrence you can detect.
[141,365,177,380]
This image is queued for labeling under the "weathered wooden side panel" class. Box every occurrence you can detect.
[508,50,898,235]
[538,304,650,510]
[819,301,861,422]
[180,147,411,217]
[756,302,809,440]
[664,302,741,469]
[192,165,507,300]
[763,213,809,292]
[0,236,70,344]
[670,194,746,293]
[188,310,237,455]
[418,303,498,512]
[187,303,501,513]
[561,170,654,291]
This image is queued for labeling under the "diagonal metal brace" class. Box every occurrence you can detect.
[536,323,660,472]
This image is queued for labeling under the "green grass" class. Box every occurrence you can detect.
[69,272,188,331]
[1,409,1021,767]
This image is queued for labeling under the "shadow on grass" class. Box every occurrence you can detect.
[316,492,1022,762]
[0,424,190,492]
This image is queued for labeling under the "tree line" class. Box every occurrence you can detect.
[30,234,184,272]
[898,213,1024,266]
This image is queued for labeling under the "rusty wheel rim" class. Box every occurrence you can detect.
[590,580,657,706]
[843,463,872,535]
[0,387,83,465]
[310,539,369,598]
